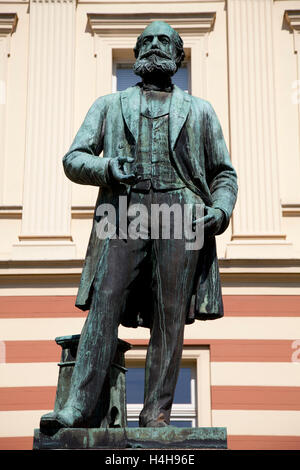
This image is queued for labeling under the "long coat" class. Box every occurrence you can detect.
[63,84,238,327]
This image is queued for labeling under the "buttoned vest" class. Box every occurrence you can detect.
[132,89,185,191]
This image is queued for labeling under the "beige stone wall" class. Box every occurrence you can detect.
[0,0,299,262]
[1,0,300,450]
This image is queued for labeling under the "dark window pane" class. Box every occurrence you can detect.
[126,367,144,403]
[127,420,192,428]
[127,421,139,428]
[170,421,192,428]
[172,65,188,91]
[173,367,192,404]
[126,366,192,404]
[116,66,138,91]
[116,63,189,92]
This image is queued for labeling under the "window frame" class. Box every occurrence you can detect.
[112,59,191,93]
[125,345,212,427]
[126,360,197,426]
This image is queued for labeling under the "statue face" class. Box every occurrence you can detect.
[133,21,179,78]
[138,22,177,63]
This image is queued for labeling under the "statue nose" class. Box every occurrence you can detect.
[150,37,159,48]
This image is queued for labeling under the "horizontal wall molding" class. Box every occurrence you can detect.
[87,12,216,36]
[3,201,298,219]
[1,261,300,288]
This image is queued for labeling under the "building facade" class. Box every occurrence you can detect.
[0,0,300,450]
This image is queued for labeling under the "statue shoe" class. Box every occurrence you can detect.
[40,406,84,436]
[140,416,170,428]
[143,420,169,427]
[139,411,171,428]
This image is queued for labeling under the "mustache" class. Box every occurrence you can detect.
[139,49,172,60]
[133,54,177,78]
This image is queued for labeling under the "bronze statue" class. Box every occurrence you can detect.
[40,21,237,433]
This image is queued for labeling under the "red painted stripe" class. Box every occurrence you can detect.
[211,386,300,410]
[0,437,33,450]
[0,295,300,318]
[200,339,297,362]
[1,385,300,411]
[5,341,61,363]
[4,339,297,363]
[223,295,300,316]
[127,339,298,362]
[0,435,299,450]
[228,435,300,450]
[0,296,84,318]
[0,387,56,411]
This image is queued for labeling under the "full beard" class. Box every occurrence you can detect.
[133,52,178,78]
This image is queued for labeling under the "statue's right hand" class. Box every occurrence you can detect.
[108,156,141,185]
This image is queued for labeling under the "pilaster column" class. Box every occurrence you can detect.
[285,10,300,166]
[0,14,18,204]
[226,0,292,258]
[13,0,76,259]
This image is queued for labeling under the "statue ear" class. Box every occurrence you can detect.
[176,49,185,68]
[134,35,142,59]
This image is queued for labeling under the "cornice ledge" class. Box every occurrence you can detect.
[87,12,216,36]
[0,259,84,270]
[285,10,300,32]
[1,257,300,275]
[0,13,18,36]
[219,258,300,269]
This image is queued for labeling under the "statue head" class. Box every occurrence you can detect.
[133,21,185,78]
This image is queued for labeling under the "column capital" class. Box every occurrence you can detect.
[285,10,300,54]
[285,10,300,32]
[0,13,18,37]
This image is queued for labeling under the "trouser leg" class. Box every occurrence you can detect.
[139,189,202,426]
[65,194,150,420]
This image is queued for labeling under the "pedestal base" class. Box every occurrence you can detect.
[33,427,227,450]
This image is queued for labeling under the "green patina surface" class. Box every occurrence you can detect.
[38,21,237,442]
[34,427,227,450]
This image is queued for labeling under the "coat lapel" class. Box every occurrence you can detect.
[120,86,141,143]
[120,84,191,150]
[169,85,191,150]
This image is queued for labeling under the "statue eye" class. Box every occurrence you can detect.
[159,36,169,45]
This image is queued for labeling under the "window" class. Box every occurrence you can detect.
[113,62,190,93]
[126,362,197,427]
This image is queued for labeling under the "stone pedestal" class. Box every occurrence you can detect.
[33,427,227,450]
[34,334,227,450]
[52,334,132,429]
